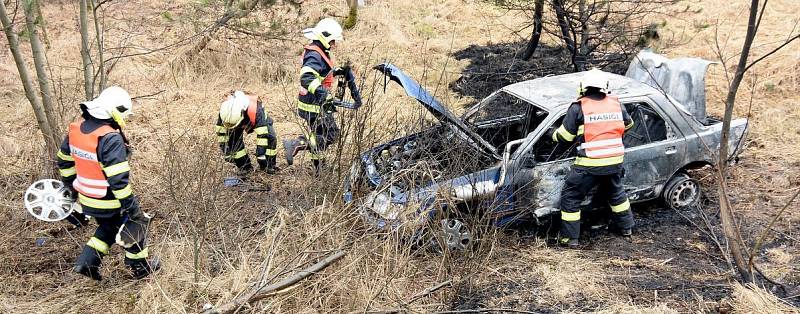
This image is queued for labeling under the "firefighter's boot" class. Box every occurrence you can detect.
[312,159,323,177]
[265,157,280,174]
[126,257,161,280]
[283,136,308,166]
[74,245,104,280]
[558,237,580,249]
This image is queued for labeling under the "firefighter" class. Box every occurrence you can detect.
[56,86,159,280]
[216,90,279,174]
[551,69,635,248]
[283,18,359,174]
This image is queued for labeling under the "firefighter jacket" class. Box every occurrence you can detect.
[297,41,335,116]
[215,99,277,168]
[56,116,138,218]
[552,94,634,174]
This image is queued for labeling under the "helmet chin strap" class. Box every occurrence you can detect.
[316,33,331,49]
[110,109,126,128]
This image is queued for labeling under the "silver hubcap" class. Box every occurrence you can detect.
[441,219,471,250]
[24,179,73,222]
[670,179,698,208]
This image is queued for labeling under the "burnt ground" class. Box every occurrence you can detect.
[450,41,632,102]
[442,198,738,312]
[439,41,798,311]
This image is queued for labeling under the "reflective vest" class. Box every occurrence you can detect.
[297,45,334,113]
[579,96,625,160]
[68,120,116,199]
[245,95,259,129]
[304,44,334,88]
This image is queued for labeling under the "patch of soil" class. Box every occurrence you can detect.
[449,41,633,102]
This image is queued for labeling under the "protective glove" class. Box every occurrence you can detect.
[116,203,152,249]
[546,126,558,142]
[332,67,346,77]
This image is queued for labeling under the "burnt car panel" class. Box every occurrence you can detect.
[374,63,500,160]
[346,51,748,233]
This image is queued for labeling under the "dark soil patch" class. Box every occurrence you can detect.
[449,41,633,103]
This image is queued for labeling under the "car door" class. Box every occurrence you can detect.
[507,111,576,218]
[619,97,687,201]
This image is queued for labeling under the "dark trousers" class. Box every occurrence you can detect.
[559,167,634,240]
[298,110,339,160]
[83,211,147,263]
[222,126,279,171]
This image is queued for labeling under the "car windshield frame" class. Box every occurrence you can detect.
[464,90,549,124]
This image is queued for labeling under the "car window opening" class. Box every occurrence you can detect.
[622,102,668,148]
[466,91,549,150]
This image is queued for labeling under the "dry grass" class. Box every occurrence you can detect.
[732,283,799,313]
[1,0,800,313]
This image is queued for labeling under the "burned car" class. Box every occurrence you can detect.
[344,51,747,249]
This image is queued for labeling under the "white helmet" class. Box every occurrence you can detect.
[302,18,343,49]
[82,86,133,126]
[219,91,250,129]
[580,69,609,95]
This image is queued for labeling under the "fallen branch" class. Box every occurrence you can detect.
[406,280,452,304]
[201,250,346,314]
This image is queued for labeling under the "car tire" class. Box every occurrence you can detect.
[663,173,702,210]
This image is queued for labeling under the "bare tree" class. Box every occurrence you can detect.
[493,0,666,70]
[22,0,60,138]
[715,0,800,283]
[184,0,261,59]
[79,0,94,99]
[0,0,59,154]
[521,0,544,60]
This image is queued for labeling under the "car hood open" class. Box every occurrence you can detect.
[373,63,501,160]
[626,49,715,123]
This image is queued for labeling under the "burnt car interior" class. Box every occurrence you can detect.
[622,102,668,147]
[466,92,549,150]
[527,102,670,164]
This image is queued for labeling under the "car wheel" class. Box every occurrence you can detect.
[440,218,472,251]
[663,173,701,210]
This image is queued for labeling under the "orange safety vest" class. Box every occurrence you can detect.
[68,120,117,198]
[245,95,259,128]
[303,44,335,89]
[579,96,625,159]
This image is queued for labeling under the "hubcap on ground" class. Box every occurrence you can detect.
[441,219,471,250]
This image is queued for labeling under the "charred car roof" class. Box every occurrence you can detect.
[500,71,654,112]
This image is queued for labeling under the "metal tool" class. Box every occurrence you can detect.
[24,179,74,222]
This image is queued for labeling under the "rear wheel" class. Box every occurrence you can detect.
[663,173,701,210]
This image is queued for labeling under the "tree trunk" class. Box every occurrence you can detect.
[552,0,577,70]
[79,0,94,99]
[344,0,358,29]
[717,0,760,283]
[0,0,57,154]
[23,0,60,145]
[521,0,544,60]
[33,0,49,48]
[90,0,106,91]
[575,0,589,71]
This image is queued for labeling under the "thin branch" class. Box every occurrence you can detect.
[741,33,800,74]
[131,89,166,101]
[201,250,346,314]
[748,188,800,271]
